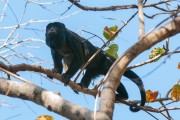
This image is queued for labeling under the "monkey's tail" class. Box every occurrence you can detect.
[123,70,146,112]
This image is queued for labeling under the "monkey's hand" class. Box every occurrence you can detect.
[61,73,71,86]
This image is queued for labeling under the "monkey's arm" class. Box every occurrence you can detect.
[51,49,63,74]
[51,48,81,86]
[62,56,82,86]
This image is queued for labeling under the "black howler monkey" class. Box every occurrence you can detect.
[45,22,146,112]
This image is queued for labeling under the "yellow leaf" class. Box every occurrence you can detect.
[146,90,158,102]
[36,115,54,120]
[149,47,165,61]
[171,84,180,102]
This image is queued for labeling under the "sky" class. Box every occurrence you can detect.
[0,0,180,120]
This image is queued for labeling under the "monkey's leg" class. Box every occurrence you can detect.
[79,69,100,88]
[62,60,82,86]
[73,69,100,94]
[51,49,63,74]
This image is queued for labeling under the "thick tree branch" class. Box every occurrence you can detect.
[99,16,180,118]
[0,76,175,117]
[0,78,109,120]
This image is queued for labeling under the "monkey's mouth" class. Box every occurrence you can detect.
[48,30,57,35]
[47,31,58,38]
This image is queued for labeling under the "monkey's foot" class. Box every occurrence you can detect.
[61,73,70,86]
[115,93,128,101]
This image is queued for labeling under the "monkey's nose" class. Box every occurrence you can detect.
[50,28,55,32]
[48,28,57,34]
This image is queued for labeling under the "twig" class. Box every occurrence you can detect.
[159,107,180,112]
[159,101,172,119]
[159,101,175,110]
[61,3,74,15]
[18,1,28,23]
[145,111,159,120]
[144,11,176,19]
[165,88,172,98]
[0,0,8,22]
[0,10,82,30]
[28,0,65,5]
[82,30,105,44]
[7,0,18,22]
[127,50,180,70]
[159,111,171,120]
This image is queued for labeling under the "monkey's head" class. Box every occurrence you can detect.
[45,22,66,49]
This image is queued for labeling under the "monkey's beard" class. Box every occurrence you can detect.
[46,33,59,49]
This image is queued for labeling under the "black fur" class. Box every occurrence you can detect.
[45,22,146,112]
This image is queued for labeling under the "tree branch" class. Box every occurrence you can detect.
[0,61,98,97]
[99,16,180,118]
[67,0,171,11]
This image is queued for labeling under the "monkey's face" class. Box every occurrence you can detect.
[46,22,65,37]
[45,22,66,48]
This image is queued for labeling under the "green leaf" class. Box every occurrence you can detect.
[103,28,111,40]
[105,44,119,59]
[109,25,118,32]
[109,44,118,53]
[103,25,119,41]
[149,47,165,61]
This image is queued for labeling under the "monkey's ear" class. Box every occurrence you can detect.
[57,22,66,29]
[46,23,53,30]
[61,23,66,27]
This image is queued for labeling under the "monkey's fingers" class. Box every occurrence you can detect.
[63,80,70,86]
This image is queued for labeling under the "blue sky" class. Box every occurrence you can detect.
[0,0,180,120]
